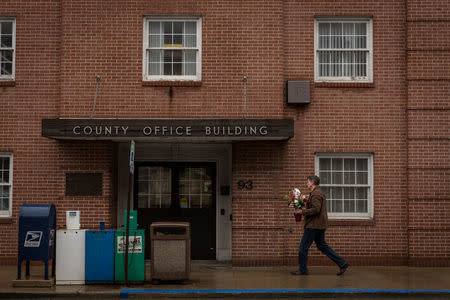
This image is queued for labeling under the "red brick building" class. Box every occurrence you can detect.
[0,0,448,267]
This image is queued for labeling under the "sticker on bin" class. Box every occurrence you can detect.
[117,236,143,253]
[49,229,55,246]
[24,231,43,247]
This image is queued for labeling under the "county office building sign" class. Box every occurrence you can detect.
[42,119,294,141]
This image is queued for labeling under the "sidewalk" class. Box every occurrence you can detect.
[1,261,449,299]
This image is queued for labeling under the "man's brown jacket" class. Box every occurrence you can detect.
[302,186,328,230]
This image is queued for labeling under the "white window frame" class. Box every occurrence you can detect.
[0,17,16,81]
[0,153,13,217]
[315,153,374,219]
[143,16,202,82]
[314,17,373,83]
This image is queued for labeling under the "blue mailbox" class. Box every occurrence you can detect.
[17,204,56,280]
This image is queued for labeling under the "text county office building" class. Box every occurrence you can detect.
[0,1,448,266]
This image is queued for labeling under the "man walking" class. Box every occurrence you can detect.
[291,175,349,276]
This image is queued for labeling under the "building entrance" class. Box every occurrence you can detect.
[134,162,216,260]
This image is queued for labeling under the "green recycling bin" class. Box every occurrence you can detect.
[114,229,145,282]
[123,210,137,232]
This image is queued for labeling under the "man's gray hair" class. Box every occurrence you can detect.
[307,175,320,186]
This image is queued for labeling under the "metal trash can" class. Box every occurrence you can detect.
[150,222,190,282]
[17,204,56,280]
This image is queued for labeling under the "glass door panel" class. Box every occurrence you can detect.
[178,167,213,208]
[137,166,171,208]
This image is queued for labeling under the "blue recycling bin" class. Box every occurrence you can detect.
[17,204,56,280]
[85,229,115,284]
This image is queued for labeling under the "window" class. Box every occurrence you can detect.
[143,17,201,81]
[0,153,13,217]
[138,166,172,208]
[315,153,373,219]
[137,165,213,209]
[179,167,213,208]
[0,18,15,80]
[314,18,372,82]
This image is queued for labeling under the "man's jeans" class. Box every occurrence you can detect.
[298,228,347,273]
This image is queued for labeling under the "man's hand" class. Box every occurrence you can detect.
[294,209,303,215]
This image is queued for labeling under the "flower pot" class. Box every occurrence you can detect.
[294,213,302,222]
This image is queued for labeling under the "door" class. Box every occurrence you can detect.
[134,162,216,260]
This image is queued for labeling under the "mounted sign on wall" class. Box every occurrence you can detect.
[42,119,294,141]
[129,140,135,174]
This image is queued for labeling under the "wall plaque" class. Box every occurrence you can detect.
[66,173,103,196]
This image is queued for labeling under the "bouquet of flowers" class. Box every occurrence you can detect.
[285,188,308,222]
[285,188,307,209]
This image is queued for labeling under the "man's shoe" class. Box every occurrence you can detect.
[337,263,349,276]
[291,270,308,275]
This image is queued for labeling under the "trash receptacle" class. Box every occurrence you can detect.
[150,222,190,282]
[17,204,56,280]
[85,228,114,284]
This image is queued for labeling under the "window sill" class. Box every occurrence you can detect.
[314,82,374,88]
[328,219,375,226]
[142,81,202,87]
[0,81,15,87]
[0,217,13,224]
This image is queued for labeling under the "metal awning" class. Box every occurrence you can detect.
[42,118,294,142]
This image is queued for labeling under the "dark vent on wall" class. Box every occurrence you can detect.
[66,173,103,196]
[286,80,310,104]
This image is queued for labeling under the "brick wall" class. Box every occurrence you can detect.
[57,141,114,229]
[232,141,286,265]
[406,0,450,267]
[59,0,284,119]
[0,0,116,264]
[239,0,410,267]
[0,0,61,264]
[0,0,448,267]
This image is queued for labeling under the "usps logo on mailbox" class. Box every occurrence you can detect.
[24,231,43,247]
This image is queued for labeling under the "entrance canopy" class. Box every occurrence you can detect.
[42,118,294,142]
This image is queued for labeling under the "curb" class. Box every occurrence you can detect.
[120,288,450,299]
